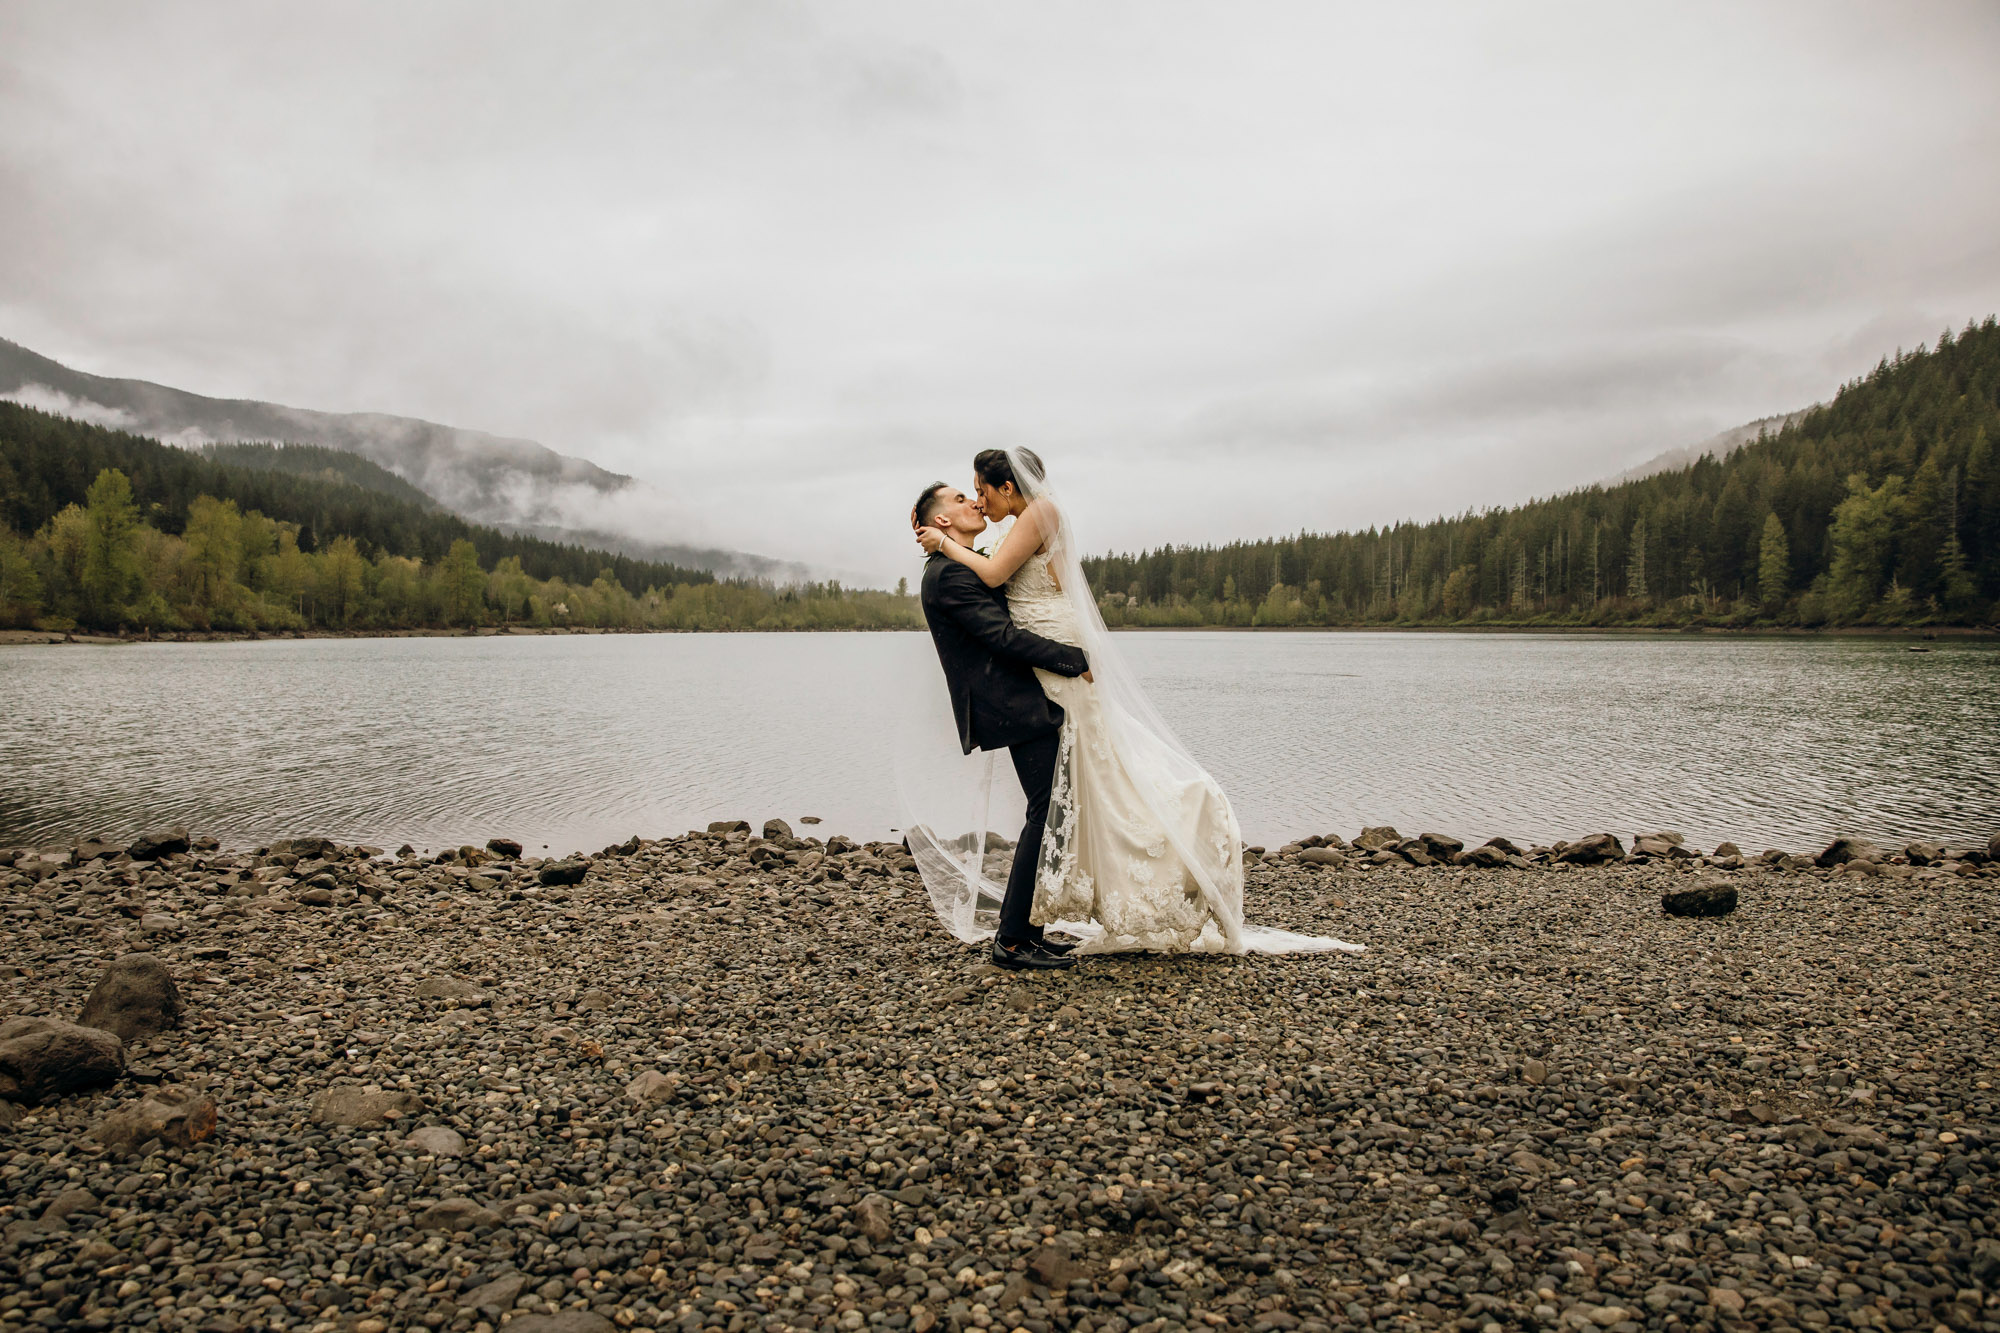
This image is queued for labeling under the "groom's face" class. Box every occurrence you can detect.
[933,488,987,538]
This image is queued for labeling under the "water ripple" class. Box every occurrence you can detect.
[1,632,1994,855]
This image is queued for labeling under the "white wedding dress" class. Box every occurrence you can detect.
[903,446,1359,957]
[1007,550,1235,951]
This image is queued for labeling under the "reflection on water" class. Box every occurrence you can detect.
[1,631,1994,855]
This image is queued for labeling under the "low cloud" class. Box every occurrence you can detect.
[3,3,1997,583]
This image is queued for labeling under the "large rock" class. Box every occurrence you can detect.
[461,1273,528,1316]
[311,1085,423,1126]
[1558,833,1625,865]
[484,837,523,858]
[70,837,121,866]
[270,836,335,857]
[1298,847,1344,867]
[1662,882,1738,918]
[762,818,793,841]
[415,1197,502,1231]
[0,1017,125,1105]
[1458,844,1510,868]
[499,1314,615,1333]
[403,1125,467,1157]
[627,1070,679,1103]
[853,1194,893,1242]
[1415,832,1463,859]
[1988,832,2000,861]
[126,828,189,861]
[89,1086,218,1155]
[414,977,488,1007]
[77,953,185,1042]
[707,820,751,834]
[538,858,589,886]
[1352,826,1402,851]
[1904,841,1947,865]
[1815,837,1881,868]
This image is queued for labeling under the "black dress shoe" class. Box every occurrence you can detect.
[1035,937,1079,956]
[991,938,1076,970]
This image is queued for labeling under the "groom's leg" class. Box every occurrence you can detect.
[999,729,1060,946]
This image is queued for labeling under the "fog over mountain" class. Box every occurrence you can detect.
[4,3,1998,586]
[0,338,808,582]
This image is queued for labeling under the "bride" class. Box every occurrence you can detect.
[915,446,1358,956]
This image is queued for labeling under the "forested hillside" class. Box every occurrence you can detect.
[0,405,918,633]
[198,441,443,510]
[1084,318,1999,629]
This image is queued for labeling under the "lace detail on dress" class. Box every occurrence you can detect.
[1010,549,1223,952]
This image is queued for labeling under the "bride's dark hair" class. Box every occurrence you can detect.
[972,447,1044,495]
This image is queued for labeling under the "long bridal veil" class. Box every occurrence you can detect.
[898,448,1361,957]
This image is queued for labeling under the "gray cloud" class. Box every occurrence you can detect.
[3,1,1998,581]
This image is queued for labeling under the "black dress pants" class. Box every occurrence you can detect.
[999,728,1061,946]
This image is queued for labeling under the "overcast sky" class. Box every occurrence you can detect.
[4,1,1999,583]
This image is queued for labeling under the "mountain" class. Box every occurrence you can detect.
[0,337,798,581]
[197,442,444,510]
[1606,408,1815,485]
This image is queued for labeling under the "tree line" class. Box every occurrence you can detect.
[0,405,919,633]
[1083,318,2000,629]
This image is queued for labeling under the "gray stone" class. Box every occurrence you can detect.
[1298,847,1344,867]
[78,953,185,1042]
[404,1125,467,1157]
[414,976,488,1006]
[762,818,793,840]
[485,837,523,858]
[538,858,589,886]
[0,1016,125,1105]
[415,1197,501,1230]
[626,1070,679,1103]
[311,1085,423,1126]
[462,1272,528,1314]
[1353,825,1402,851]
[499,1313,615,1333]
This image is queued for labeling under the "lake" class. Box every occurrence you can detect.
[2,631,1995,856]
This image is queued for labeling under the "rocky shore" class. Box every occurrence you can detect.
[2,823,1996,1333]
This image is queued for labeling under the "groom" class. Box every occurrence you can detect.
[912,481,1090,971]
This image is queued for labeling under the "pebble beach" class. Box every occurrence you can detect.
[1,824,1996,1333]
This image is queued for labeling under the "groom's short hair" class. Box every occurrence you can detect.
[912,481,951,529]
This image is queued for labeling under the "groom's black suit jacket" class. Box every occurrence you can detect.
[920,553,1089,754]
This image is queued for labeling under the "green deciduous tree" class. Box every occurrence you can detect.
[80,468,143,625]
[436,538,486,625]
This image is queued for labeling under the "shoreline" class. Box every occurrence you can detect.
[3,622,1994,647]
[0,822,1993,1332]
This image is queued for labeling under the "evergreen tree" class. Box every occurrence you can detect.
[1757,512,1790,607]
[1625,515,1649,602]
[1827,474,1906,618]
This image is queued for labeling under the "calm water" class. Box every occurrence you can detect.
[2,631,1995,855]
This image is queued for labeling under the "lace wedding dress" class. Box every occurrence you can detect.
[903,446,1360,957]
[1007,550,1242,951]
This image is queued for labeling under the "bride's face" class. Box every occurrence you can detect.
[975,477,1022,519]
